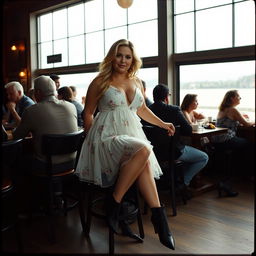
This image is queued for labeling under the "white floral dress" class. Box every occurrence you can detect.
[75,85,162,187]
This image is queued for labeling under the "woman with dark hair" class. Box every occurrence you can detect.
[75,39,176,250]
[58,86,84,127]
[181,94,205,124]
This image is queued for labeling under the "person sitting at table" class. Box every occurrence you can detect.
[13,75,78,212]
[4,81,35,129]
[143,84,209,196]
[57,86,84,127]
[211,90,255,195]
[180,94,205,125]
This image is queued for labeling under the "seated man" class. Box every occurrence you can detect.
[13,75,78,212]
[143,84,209,196]
[13,75,78,172]
[4,81,35,128]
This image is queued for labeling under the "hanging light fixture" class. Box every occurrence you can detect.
[117,0,133,8]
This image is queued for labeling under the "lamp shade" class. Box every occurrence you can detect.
[117,0,133,8]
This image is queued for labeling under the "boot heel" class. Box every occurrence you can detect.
[151,206,175,250]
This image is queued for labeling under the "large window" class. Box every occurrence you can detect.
[57,67,158,104]
[174,0,255,53]
[37,0,158,69]
[173,0,255,120]
[179,61,255,120]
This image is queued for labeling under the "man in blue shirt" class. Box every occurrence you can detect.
[4,81,35,128]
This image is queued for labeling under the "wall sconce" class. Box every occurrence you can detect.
[11,45,17,51]
[19,70,26,78]
[10,41,25,52]
[117,0,133,8]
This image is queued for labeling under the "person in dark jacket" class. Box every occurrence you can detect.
[143,84,208,190]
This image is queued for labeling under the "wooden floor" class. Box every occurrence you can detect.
[2,176,254,255]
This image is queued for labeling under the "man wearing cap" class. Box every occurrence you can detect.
[4,81,35,128]
[13,75,78,171]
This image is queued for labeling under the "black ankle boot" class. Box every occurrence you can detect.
[106,194,121,234]
[151,206,175,250]
[218,181,238,197]
[119,220,143,243]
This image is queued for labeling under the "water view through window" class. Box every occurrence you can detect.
[179,60,255,121]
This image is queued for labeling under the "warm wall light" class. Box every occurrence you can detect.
[19,70,26,77]
[117,0,133,8]
[11,42,25,51]
[11,45,17,51]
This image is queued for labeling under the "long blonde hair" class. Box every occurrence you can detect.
[96,39,142,99]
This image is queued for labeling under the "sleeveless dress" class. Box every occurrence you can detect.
[75,85,162,187]
[211,116,239,143]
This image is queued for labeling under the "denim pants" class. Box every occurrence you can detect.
[177,145,209,186]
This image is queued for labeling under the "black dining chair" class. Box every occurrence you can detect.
[1,139,24,253]
[142,125,187,216]
[30,129,86,243]
[82,181,144,256]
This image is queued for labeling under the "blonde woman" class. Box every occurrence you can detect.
[75,39,175,249]
[180,94,205,124]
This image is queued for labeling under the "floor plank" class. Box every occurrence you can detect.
[2,176,254,255]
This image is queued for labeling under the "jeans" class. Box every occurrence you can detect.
[177,145,209,186]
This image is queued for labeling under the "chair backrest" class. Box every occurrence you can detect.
[143,125,180,161]
[41,130,85,175]
[42,130,84,155]
[2,139,23,179]
[143,125,180,180]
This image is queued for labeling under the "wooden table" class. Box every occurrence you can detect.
[181,127,228,195]
[181,127,228,150]
[191,127,228,149]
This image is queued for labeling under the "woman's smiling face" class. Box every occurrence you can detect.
[112,46,133,74]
